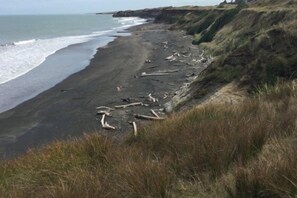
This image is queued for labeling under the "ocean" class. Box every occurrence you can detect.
[0,14,146,113]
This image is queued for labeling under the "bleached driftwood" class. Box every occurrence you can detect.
[173,52,181,57]
[115,102,143,109]
[148,94,158,103]
[163,93,168,99]
[97,110,111,116]
[140,70,179,77]
[96,106,115,111]
[150,109,160,118]
[135,114,165,121]
[100,114,116,130]
[129,121,138,137]
[182,53,192,58]
[165,55,175,61]
[141,72,171,77]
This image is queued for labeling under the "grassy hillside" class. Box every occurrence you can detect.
[162,0,297,102]
[0,81,296,197]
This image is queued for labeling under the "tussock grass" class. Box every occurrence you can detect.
[0,81,296,197]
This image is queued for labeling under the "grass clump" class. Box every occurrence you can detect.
[231,143,297,198]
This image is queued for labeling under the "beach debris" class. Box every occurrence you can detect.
[173,52,181,57]
[182,53,192,58]
[100,114,116,130]
[165,55,175,60]
[129,121,138,137]
[165,52,181,62]
[97,110,111,116]
[115,102,144,109]
[163,93,168,99]
[135,114,165,121]
[192,57,208,64]
[150,109,160,118]
[148,93,158,103]
[201,58,208,63]
[162,41,168,49]
[140,70,179,77]
[116,85,123,92]
[145,59,152,63]
[96,106,115,111]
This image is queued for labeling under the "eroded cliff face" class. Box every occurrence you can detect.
[112,8,164,19]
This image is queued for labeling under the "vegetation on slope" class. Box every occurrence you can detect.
[0,81,296,197]
[163,0,297,101]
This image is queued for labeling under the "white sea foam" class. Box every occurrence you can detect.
[13,39,37,46]
[0,35,94,84]
[0,17,146,85]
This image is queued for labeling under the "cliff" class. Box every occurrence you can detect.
[112,8,165,18]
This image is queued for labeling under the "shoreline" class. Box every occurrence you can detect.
[0,20,141,114]
[0,22,207,159]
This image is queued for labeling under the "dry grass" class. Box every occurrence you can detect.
[0,81,296,197]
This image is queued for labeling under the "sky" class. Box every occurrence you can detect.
[0,0,223,15]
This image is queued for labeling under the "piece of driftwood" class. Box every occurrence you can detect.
[182,53,192,58]
[96,106,115,111]
[135,114,165,121]
[141,72,171,77]
[129,122,138,136]
[116,86,123,92]
[140,70,179,77]
[163,93,168,99]
[100,114,116,130]
[97,110,111,116]
[173,52,181,57]
[148,94,158,103]
[150,109,160,118]
[165,55,174,60]
[115,102,143,109]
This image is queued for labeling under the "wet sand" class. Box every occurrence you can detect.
[0,23,206,159]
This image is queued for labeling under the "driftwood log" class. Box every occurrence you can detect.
[100,114,116,130]
[97,110,111,116]
[140,70,179,77]
[148,94,158,103]
[129,121,138,137]
[150,109,160,118]
[96,106,115,111]
[115,102,144,109]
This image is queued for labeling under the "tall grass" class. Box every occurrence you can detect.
[0,81,296,197]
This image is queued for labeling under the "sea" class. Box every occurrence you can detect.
[0,14,146,113]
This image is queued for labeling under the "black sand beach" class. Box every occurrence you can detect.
[0,23,206,159]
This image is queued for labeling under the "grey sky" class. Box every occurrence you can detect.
[0,0,223,15]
